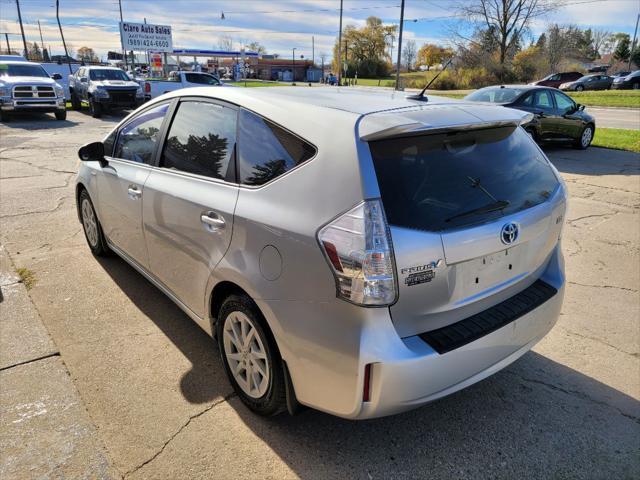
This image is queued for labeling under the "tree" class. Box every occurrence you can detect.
[631,44,640,68]
[590,29,611,59]
[27,42,43,62]
[402,40,416,71]
[457,0,562,70]
[218,36,233,51]
[332,16,396,77]
[535,33,546,50]
[512,45,543,81]
[77,46,98,63]
[613,34,631,62]
[245,41,266,55]
[417,43,444,70]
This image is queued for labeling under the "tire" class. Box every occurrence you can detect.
[54,110,67,121]
[70,93,81,110]
[574,124,594,150]
[79,189,110,256]
[217,294,286,416]
[89,99,102,118]
[575,85,584,91]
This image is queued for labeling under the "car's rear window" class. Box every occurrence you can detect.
[465,88,525,103]
[369,126,559,232]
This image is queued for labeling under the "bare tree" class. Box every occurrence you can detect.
[458,0,562,66]
[218,36,233,51]
[591,28,611,58]
[402,40,416,71]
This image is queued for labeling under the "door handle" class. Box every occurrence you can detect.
[201,212,226,231]
[127,185,142,199]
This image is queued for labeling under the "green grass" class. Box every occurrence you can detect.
[225,80,287,87]
[591,127,640,152]
[16,267,36,290]
[564,90,640,108]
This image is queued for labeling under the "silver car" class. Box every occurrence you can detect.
[76,87,567,419]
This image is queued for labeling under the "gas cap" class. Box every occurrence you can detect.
[259,245,282,281]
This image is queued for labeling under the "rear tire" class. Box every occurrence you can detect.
[574,124,594,150]
[576,85,584,91]
[217,294,286,416]
[55,110,67,121]
[79,189,110,256]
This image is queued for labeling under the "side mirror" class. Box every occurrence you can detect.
[78,142,105,162]
[51,73,62,80]
[577,104,585,111]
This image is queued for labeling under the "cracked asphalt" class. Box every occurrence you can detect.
[1,110,639,479]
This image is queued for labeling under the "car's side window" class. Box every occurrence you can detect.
[550,74,560,81]
[553,91,575,113]
[534,90,554,109]
[519,93,534,106]
[160,100,236,180]
[103,129,117,157]
[113,103,169,164]
[185,73,220,85]
[237,109,317,186]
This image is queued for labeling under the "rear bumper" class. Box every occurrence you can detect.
[260,246,565,419]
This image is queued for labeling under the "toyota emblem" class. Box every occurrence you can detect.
[500,222,519,245]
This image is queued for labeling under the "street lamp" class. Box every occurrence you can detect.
[292,47,296,85]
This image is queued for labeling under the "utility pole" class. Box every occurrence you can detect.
[55,0,73,74]
[395,0,405,91]
[292,47,296,85]
[37,20,45,54]
[119,0,128,69]
[16,0,29,60]
[312,35,315,66]
[337,0,343,85]
[630,13,640,71]
[4,33,10,54]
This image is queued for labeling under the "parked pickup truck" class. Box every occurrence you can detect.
[0,60,66,122]
[143,71,228,100]
[69,66,144,118]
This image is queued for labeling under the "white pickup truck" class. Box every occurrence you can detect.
[143,71,228,100]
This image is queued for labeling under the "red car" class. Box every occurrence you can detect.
[530,72,583,89]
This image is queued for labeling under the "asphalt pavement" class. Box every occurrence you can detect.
[0,110,638,480]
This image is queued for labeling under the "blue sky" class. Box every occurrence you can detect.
[0,0,638,61]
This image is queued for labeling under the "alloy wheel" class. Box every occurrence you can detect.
[222,311,270,399]
[81,198,99,247]
[581,127,593,148]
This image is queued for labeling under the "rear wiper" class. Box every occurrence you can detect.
[444,200,510,223]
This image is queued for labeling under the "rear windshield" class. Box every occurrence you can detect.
[369,126,559,232]
[465,88,525,103]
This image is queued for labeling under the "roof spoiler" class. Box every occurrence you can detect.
[360,114,534,142]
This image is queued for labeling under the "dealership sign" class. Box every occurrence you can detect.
[119,22,173,52]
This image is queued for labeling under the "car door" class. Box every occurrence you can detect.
[96,101,171,267]
[552,90,581,139]
[142,98,239,318]
[519,90,558,139]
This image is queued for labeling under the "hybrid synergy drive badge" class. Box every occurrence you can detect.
[401,260,443,286]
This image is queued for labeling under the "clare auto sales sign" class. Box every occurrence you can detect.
[119,22,173,52]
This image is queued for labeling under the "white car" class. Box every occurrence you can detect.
[0,61,66,121]
[142,71,228,100]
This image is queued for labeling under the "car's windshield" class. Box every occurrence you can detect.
[369,126,559,232]
[89,69,129,81]
[465,88,526,103]
[0,63,49,78]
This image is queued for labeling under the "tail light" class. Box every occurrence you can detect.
[144,82,150,93]
[318,199,397,306]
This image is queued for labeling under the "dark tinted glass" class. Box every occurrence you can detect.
[238,109,316,186]
[465,87,526,103]
[534,90,553,109]
[103,129,117,157]
[369,127,559,232]
[0,64,49,77]
[185,73,220,85]
[161,101,236,180]
[114,103,169,164]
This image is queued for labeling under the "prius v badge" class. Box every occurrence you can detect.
[401,259,443,286]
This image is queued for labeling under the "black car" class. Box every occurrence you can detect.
[611,70,640,89]
[464,85,596,149]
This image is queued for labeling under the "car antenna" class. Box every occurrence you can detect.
[406,56,455,102]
